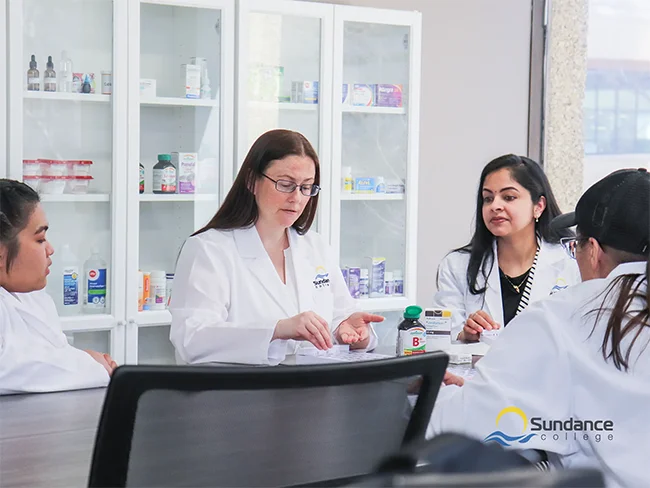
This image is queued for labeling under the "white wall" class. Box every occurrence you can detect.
[308,0,532,305]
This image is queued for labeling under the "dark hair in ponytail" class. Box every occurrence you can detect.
[0,179,41,272]
[589,246,649,371]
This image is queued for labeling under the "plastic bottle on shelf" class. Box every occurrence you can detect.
[201,72,212,100]
[83,247,107,314]
[44,56,56,92]
[342,166,353,192]
[139,163,145,194]
[150,271,166,310]
[375,176,386,193]
[27,55,39,91]
[59,244,81,316]
[152,154,177,194]
[59,51,73,93]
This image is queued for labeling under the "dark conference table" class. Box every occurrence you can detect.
[0,347,480,487]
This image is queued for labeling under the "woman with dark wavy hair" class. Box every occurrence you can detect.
[432,155,579,343]
[170,129,383,365]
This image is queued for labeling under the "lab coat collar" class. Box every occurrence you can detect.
[484,240,504,326]
[608,261,647,279]
[287,228,314,313]
[0,287,66,346]
[233,225,297,317]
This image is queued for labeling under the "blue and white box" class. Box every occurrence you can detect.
[368,257,386,298]
[354,177,375,194]
[342,83,352,105]
[347,266,361,299]
[352,84,375,106]
[291,81,319,104]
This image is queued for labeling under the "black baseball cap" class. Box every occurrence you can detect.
[551,168,650,255]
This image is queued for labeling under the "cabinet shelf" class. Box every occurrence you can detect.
[356,296,409,312]
[341,193,404,201]
[40,194,110,203]
[140,97,219,108]
[249,101,317,111]
[60,314,115,332]
[137,310,172,327]
[24,91,110,103]
[139,194,218,202]
[342,105,405,115]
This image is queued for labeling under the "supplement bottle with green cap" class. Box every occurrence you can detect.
[396,305,427,356]
[152,154,177,194]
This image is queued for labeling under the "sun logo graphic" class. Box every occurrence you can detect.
[483,406,537,447]
[313,266,330,289]
[550,277,569,295]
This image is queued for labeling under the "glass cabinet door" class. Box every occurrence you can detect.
[126,0,234,364]
[8,0,128,359]
[331,7,421,316]
[237,0,333,235]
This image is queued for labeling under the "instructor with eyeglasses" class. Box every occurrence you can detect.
[170,129,382,365]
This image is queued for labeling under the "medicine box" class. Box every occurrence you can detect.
[375,84,403,107]
[139,79,157,98]
[341,83,352,105]
[422,309,452,352]
[172,152,198,194]
[181,64,201,99]
[354,177,375,193]
[291,81,319,104]
[352,84,375,106]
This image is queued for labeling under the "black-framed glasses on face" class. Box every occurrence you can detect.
[261,173,321,197]
[560,236,589,260]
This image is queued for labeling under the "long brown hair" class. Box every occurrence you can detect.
[591,250,650,371]
[194,129,320,236]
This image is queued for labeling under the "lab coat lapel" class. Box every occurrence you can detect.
[0,288,66,346]
[233,226,294,317]
[484,240,505,326]
[528,240,567,302]
[287,229,314,313]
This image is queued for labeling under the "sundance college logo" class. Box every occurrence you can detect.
[484,406,614,447]
[313,266,330,289]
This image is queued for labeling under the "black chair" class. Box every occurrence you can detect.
[88,352,448,488]
[348,433,604,487]
[346,468,606,487]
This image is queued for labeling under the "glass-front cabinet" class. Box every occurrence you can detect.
[237,0,333,235]
[8,0,128,361]
[330,6,421,332]
[125,0,234,364]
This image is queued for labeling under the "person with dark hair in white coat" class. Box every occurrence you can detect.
[430,168,650,487]
[170,130,382,365]
[0,179,116,395]
[433,155,580,343]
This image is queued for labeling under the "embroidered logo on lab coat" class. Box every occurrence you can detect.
[550,277,569,295]
[313,266,330,289]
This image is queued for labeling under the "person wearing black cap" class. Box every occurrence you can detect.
[427,168,650,487]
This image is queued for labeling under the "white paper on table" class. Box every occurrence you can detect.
[295,344,392,365]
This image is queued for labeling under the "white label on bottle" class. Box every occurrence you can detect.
[44,76,56,84]
[28,77,39,85]
[63,266,79,306]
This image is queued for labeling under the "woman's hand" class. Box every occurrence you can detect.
[336,312,384,349]
[443,371,465,387]
[458,310,500,342]
[274,311,333,350]
[85,349,118,375]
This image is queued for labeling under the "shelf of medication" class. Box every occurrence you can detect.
[342,106,405,115]
[40,194,110,203]
[341,193,404,201]
[249,101,317,111]
[139,194,218,202]
[137,310,172,327]
[24,91,110,103]
[356,296,410,313]
[60,314,115,332]
[140,97,219,108]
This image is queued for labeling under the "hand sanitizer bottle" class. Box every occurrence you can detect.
[59,51,73,93]
[60,244,81,316]
[84,247,107,314]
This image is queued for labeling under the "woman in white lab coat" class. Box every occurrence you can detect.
[0,179,116,395]
[170,129,383,365]
[432,155,580,342]
[431,168,650,488]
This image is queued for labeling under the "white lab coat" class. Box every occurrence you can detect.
[170,226,377,365]
[428,261,649,488]
[0,287,109,395]
[433,239,581,338]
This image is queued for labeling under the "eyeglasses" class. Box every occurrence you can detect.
[560,236,590,259]
[261,173,321,197]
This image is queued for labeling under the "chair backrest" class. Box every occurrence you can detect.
[88,352,448,488]
[349,468,606,487]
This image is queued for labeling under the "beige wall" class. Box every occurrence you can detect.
[307,0,533,305]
